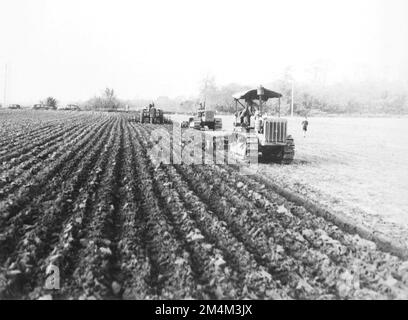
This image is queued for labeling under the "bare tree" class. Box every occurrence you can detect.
[45,97,58,110]
[104,88,114,101]
[85,88,120,110]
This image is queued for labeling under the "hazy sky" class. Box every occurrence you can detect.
[0,0,407,104]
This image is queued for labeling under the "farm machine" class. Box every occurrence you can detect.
[140,103,164,124]
[182,87,295,164]
[182,103,222,131]
[228,86,295,164]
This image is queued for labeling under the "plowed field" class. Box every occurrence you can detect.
[0,110,407,300]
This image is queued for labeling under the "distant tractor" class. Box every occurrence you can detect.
[229,86,295,164]
[140,103,164,124]
[184,103,222,131]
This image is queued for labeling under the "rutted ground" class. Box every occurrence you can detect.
[170,114,408,254]
[0,110,407,300]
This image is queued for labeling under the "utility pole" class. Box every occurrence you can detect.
[290,79,294,117]
[203,74,210,110]
[3,64,7,108]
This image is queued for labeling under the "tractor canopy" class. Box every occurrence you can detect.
[233,87,282,102]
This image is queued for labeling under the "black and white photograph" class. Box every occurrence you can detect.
[0,0,408,307]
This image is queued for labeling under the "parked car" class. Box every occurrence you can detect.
[8,104,21,109]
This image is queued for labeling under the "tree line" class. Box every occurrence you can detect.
[198,77,408,116]
[73,77,408,116]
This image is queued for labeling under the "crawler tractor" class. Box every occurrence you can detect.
[140,104,164,124]
[229,86,295,164]
[183,104,222,131]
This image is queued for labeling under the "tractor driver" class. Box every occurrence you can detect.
[240,99,256,126]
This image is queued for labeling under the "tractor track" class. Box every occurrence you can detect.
[0,110,407,300]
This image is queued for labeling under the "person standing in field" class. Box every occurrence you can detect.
[301,117,309,138]
[149,103,156,124]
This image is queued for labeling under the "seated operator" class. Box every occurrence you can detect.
[240,99,254,126]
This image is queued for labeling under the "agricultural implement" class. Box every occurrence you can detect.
[140,104,164,124]
[182,104,222,131]
[229,86,295,163]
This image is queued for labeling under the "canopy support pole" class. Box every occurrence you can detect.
[237,100,246,109]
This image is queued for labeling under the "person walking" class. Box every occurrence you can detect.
[301,117,309,138]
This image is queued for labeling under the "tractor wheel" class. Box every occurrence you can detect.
[215,118,223,130]
[228,132,258,164]
[261,146,281,162]
[193,120,201,130]
[243,134,259,164]
[282,135,295,164]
